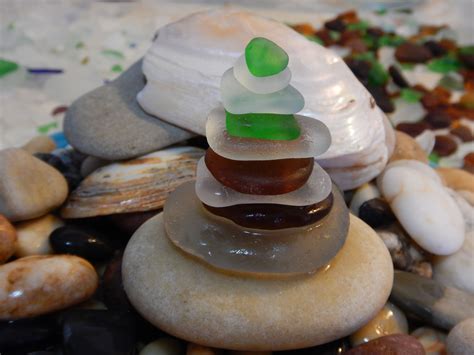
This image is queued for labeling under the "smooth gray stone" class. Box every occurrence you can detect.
[390,270,474,330]
[64,60,195,160]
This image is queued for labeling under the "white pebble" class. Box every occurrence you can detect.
[378,160,464,255]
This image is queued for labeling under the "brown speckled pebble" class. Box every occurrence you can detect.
[389,131,429,164]
[0,255,98,320]
[437,167,474,193]
[447,318,474,355]
[345,334,425,355]
[0,214,16,264]
[123,214,393,351]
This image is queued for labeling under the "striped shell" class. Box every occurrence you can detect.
[61,147,204,218]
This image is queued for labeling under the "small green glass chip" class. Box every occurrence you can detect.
[245,37,289,77]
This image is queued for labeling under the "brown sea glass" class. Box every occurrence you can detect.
[205,148,314,195]
[203,193,333,230]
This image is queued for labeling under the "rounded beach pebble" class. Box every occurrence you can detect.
[0,255,98,319]
[378,160,464,255]
[123,213,393,351]
[0,148,68,222]
[0,214,16,264]
[447,318,474,355]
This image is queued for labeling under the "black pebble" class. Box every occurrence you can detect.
[34,152,83,191]
[388,65,409,88]
[424,109,452,129]
[59,310,136,355]
[0,314,59,353]
[359,198,396,228]
[324,18,346,32]
[50,225,115,261]
[345,59,371,86]
[423,40,447,57]
[367,85,395,113]
[102,253,131,311]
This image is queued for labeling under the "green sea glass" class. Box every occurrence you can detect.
[226,111,300,141]
[0,59,19,77]
[245,37,289,77]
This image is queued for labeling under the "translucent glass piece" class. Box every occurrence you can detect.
[233,54,291,94]
[220,69,304,115]
[245,37,289,77]
[205,148,313,195]
[226,111,300,141]
[195,158,332,207]
[206,106,331,160]
[203,193,333,230]
[163,181,349,276]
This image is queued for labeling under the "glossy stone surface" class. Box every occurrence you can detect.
[15,214,63,257]
[165,182,347,276]
[0,255,98,320]
[358,198,396,228]
[226,111,300,141]
[205,149,313,195]
[390,270,474,330]
[0,214,16,264]
[350,302,408,346]
[349,183,381,216]
[411,327,447,355]
[0,314,58,353]
[204,193,333,230]
[207,107,331,161]
[60,309,136,355]
[196,158,332,207]
[0,148,68,222]
[50,225,115,261]
[245,37,289,77]
[345,334,425,355]
[123,213,393,350]
[447,318,474,355]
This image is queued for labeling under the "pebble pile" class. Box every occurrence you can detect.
[0,7,473,355]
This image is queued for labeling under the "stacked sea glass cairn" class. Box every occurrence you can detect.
[164,37,350,276]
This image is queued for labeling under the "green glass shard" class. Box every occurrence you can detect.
[226,111,300,141]
[245,37,289,77]
[368,61,389,86]
[305,34,324,45]
[400,88,423,103]
[459,45,474,56]
[0,58,19,77]
[427,55,461,73]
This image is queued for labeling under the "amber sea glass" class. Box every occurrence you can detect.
[205,148,314,195]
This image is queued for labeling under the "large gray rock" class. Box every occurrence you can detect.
[0,148,68,222]
[64,60,195,160]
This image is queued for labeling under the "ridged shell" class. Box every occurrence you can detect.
[61,147,204,218]
[137,8,394,190]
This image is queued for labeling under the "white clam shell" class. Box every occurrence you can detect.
[195,158,332,207]
[233,54,291,94]
[61,147,204,218]
[137,8,392,190]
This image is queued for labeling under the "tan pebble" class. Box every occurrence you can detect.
[350,302,408,346]
[447,318,474,355]
[15,214,64,257]
[21,136,56,154]
[0,214,17,264]
[140,338,184,355]
[187,343,221,355]
[0,255,98,320]
[389,131,429,164]
[436,167,474,193]
[0,148,68,222]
